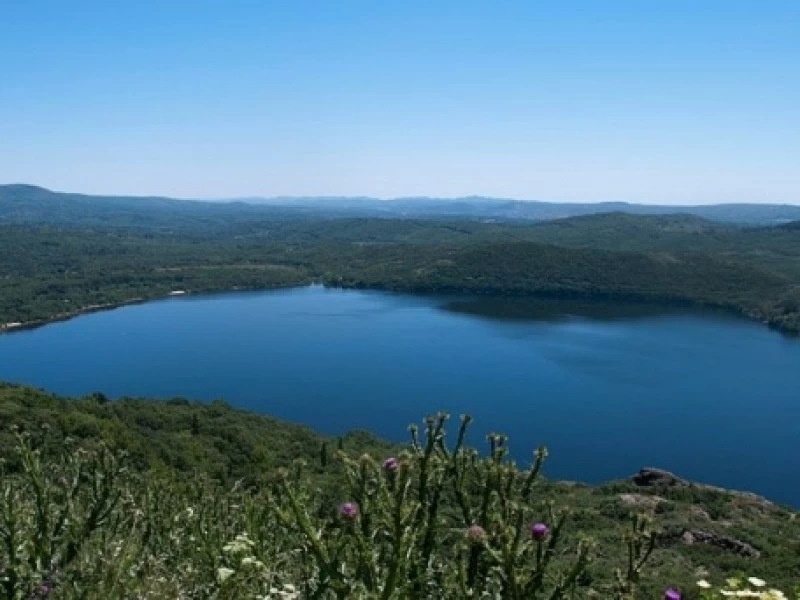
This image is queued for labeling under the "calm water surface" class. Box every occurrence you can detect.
[2,286,799,504]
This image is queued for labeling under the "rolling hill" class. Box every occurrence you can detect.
[3,184,800,227]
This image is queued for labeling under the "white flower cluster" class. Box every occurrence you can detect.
[697,576,789,600]
[257,583,299,599]
[223,532,256,554]
[217,532,268,584]
[241,556,265,569]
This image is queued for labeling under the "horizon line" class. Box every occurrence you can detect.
[3,182,799,208]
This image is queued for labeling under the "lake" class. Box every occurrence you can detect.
[2,285,799,505]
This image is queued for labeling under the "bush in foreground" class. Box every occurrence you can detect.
[1,413,795,599]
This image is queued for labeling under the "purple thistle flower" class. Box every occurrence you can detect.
[466,524,486,544]
[664,588,681,600]
[339,502,358,520]
[530,522,549,540]
[29,580,54,599]
[383,457,399,471]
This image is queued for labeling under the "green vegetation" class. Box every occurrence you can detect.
[0,383,389,483]
[0,225,312,325]
[1,383,798,599]
[1,211,799,333]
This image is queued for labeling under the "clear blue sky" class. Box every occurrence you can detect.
[1,1,798,203]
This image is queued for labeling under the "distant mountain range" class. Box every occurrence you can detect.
[2,184,799,226]
[240,194,800,224]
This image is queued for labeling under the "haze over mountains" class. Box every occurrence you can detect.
[241,194,800,224]
[2,184,799,226]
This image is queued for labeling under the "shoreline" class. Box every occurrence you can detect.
[330,281,799,337]
[0,377,794,508]
[1,282,797,337]
[2,297,148,334]
[0,282,312,335]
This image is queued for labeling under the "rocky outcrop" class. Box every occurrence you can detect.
[688,505,711,521]
[619,493,665,510]
[629,468,774,511]
[680,529,760,558]
[630,468,690,488]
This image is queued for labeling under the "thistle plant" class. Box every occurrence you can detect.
[0,433,124,599]
[0,413,737,599]
[611,512,658,599]
[269,413,596,599]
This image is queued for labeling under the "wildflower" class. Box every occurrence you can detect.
[664,588,681,600]
[382,457,399,471]
[223,533,255,553]
[30,580,54,598]
[241,556,265,568]
[270,583,300,599]
[763,590,788,600]
[697,580,711,589]
[466,524,486,544]
[216,567,235,582]
[530,522,549,540]
[748,578,766,588]
[339,502,358,520]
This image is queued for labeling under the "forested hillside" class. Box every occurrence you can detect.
[1,382,797,599]
[1,213,798,334]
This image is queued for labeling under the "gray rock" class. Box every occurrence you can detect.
[680,529,760,558]
[630,468,689,488]
[619,493,665,510]
[689,505,711,521]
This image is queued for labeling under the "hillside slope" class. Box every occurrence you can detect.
[1,382,797,598]
[1,220,798,335]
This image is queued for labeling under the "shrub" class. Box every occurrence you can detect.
[0,414,667,599]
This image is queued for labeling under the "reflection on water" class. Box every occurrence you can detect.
[440,296,735,323]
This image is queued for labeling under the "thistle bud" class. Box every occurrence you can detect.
[466,524,486,544]
[339,502,358,520]
[530,522,549,540]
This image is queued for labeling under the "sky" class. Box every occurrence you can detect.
[1,1,799,204]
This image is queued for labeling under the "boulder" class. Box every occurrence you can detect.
[629,467,774,512]
[680,529,760,558]
[688,505,711,521]
[630,468,689,488]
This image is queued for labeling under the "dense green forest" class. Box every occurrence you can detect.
[1,210,799,333]
[1,382,798,599]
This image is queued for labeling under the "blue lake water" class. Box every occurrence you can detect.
[1,285,799,504]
